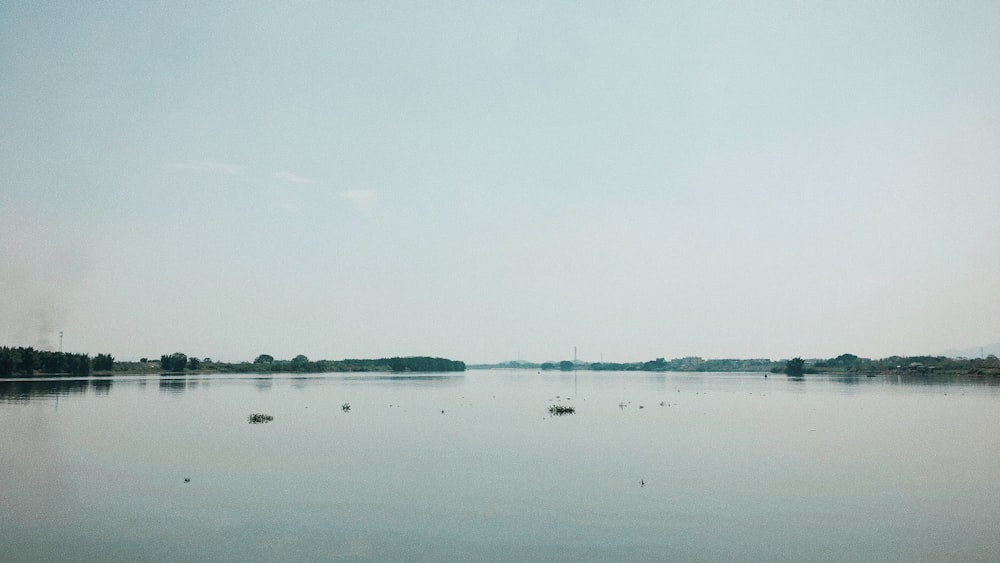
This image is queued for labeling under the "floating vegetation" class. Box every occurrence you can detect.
[247,413,274,424]
[342,402,351,412]
[548,404,575,416]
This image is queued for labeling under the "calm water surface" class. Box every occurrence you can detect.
[2,370,998,562]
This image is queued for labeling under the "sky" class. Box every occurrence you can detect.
[2,2,998,364]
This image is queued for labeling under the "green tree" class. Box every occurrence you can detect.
[832,353,860,370]
[785,357,805,377]
[254,354,274,364]
[0,347,18,377]
[291,354,310,372]
[71,354,91,376]
[173,353,187,371]
[93,353,114,371]
[21,347,37,376]
[161,352,187,372]
[187,357,202,370]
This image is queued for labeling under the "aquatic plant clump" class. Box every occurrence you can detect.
[247,413,274,424]
[548,404,575,415]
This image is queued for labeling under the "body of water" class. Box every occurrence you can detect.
[2,370,998,561]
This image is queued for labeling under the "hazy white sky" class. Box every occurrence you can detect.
[2,2,998,363]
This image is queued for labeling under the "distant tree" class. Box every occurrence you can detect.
[187,357,202,370]
[785,357,805,377]
[0,347,18,377]
[0,347,86,377]
[559,360,575,371]
[39,351,64,373]
[290,354,310,372]
[254,354,274,364]
[93,353,114,371]
[642,358,668,371]
[831,353,860,370]
[71,354,91,376]
[161,352,187,372]
[173,353,187,371]
[20,347,37,376]
[377,356,465,372]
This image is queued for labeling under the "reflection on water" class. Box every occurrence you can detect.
[91,378,112,395]
[1,369,999,562]
[1,371,996,402]
[338,374,464,386]
[838,374,863,385]
[887,372,1000,387]
[0,372,467,401]
[814,372,1000,389]
[158,377,187,394]
[0,378,113,401]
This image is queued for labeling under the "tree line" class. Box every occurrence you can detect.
[242,354,465,373]
[2,347,465,377]
[159,352,200,372]
[532,353,1000,377]
[540,357,778,372]
[0,346,115,377]
[148,353,466,374]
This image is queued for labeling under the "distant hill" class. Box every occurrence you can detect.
[943,343,1000,358]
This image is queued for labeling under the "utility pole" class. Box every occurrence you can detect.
[59,331,63,353]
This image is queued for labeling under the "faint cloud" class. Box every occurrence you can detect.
[272,171,316,184]
[339,190,378,210]
[172,160,248,176]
